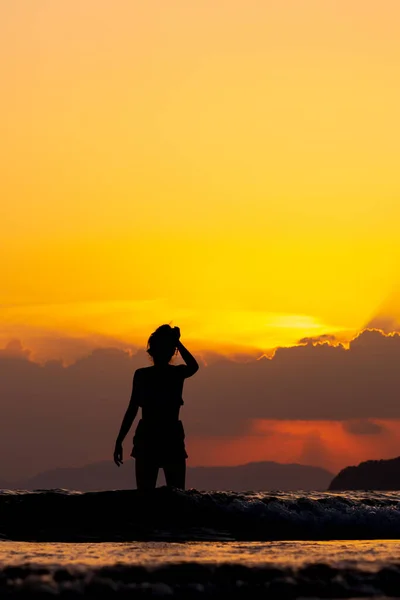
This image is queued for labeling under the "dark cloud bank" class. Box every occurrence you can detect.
[0,329,399,478]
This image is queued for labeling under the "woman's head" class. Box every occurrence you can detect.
[147,324,177,364]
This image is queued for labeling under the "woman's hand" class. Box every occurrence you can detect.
[114,442,123,467]
[173,326,181,342]
[173,335,199,376]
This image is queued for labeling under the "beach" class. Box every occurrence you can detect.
[2,540,400,597]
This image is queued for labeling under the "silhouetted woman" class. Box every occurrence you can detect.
[113,325,199,490]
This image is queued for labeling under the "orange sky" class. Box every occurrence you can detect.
[1,1,400,361]
[189,419,400,474]
[1,2,400,477]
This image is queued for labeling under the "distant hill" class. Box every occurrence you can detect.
[186,462,333,491]
[3,460,333,492]
[329,456,400,490]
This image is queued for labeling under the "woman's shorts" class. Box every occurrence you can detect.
[131,419,188,466]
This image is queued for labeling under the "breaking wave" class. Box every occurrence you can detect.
[1,488,400,542]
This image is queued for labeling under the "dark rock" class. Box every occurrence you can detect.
[329,456,400,490]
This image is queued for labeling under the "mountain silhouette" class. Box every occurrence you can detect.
[1,460,333,492]
[186,462,332,491]
[329,456,400,490]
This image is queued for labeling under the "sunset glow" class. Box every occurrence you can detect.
[2,1,400,361]
[2,2,400,478]
[189,419,400,474]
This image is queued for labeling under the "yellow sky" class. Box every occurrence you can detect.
[1,1,400,358]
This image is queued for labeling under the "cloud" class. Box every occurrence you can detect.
[299,432,333,470]
[0,339,30,359]
[365,315,400,333]
[184,329,400,435]
[0,327,136,365]
[1,329,400,478]
[364,285,400,334]
[298,334,339,345]
[342,419,385,435]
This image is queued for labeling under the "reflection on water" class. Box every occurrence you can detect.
[1,540,400,569]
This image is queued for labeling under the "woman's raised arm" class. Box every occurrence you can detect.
[174,328,199,377]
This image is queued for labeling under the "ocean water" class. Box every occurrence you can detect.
[2,539,400,568]
[2,488,400,541]
[2,489,400,597]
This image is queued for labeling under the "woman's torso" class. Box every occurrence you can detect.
[136,365,185,423]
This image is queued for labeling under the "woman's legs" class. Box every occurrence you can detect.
[135,459,159,490]
[163,459,186,489]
